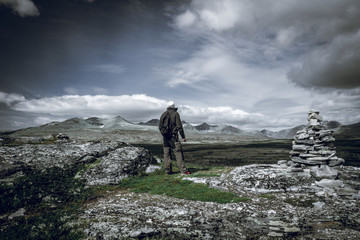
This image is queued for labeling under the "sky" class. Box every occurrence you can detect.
[0,0,360,131]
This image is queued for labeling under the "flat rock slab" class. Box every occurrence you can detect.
[310,165,339,180]
[210,164,315,194]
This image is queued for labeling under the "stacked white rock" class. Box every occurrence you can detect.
[290,109,345,167]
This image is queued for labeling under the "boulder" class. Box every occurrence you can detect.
[77,146,154,186]
[52,132,70,140]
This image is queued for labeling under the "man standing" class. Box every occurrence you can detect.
[159,101,190,175]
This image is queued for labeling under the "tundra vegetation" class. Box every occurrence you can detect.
[0,126,359,239]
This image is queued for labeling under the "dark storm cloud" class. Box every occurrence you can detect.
[288,31,360,90]
[0,0,39,17]
[173,0,360,91]
[0,0,181,97]
[1,0,360,131]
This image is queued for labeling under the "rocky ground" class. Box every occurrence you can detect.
[1,135,359,239]
[0,135,156,185]
[77,164,360,239]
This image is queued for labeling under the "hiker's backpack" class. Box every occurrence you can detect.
[159,111,174,136]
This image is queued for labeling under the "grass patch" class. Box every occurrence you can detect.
[118,173,250,203]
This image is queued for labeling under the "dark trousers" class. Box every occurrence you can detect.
[162,134,187,173]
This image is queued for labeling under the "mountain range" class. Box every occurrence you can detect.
[1,116,358,140]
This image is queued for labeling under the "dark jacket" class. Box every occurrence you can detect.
[159,108,186,139]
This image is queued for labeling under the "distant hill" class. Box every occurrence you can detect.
[6,116,154,137]
[335,122,360,139]
[138,119,159,126]
[182,121,195,131]
[195,123,218,131]
[323,120,342,129]
[220,125,242,134]
[260,125,306,139]
[140,120,240,134]
[3,114,358,141]
[85,117,104,126]
[260,120,342,139]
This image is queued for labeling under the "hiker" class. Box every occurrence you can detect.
[159,101,190,175]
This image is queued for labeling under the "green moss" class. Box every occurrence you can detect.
[82,158,102,171]
[0,166,100,240]
[1,211,85,240]
[119,173,250,203]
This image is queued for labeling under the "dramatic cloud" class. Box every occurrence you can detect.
[309,91,360,124]
[288,31,360,89]
[172,0,360,91]
[1,90,360,131]
[0,91,25,106]
[34,116,67,126]
[7,93,270,129]
[86,64,127,74]
[174,10,196,28]
[156,40,301,110]
[0,0,39,17]
[179,105,265,128]
[12,94,167,121]
[175,0,360,40]
[1,1,360,131]
[64,87,79,95]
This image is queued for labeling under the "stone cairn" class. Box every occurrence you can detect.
[290,109,345,167]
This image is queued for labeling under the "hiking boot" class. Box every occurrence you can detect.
[181,171,191,175]
[166,171,173,175]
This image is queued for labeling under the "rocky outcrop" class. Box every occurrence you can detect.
[76,146,154,185]
[78,163,360,239]
[0,138,156,185]
[204,164,360,198]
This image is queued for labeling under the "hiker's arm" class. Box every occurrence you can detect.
[158,112,164,131]
[175,112,186,139]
